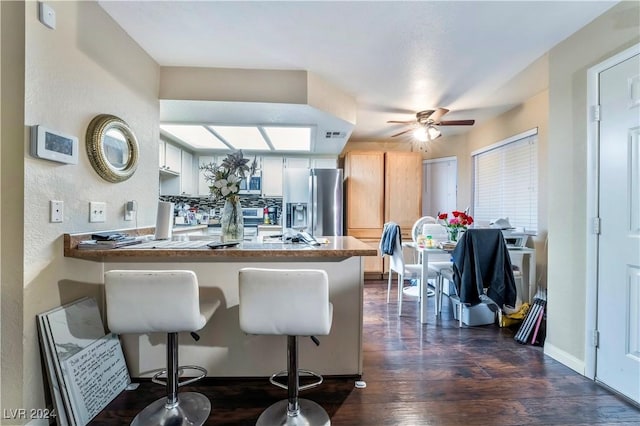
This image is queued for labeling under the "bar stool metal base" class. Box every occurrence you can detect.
[256,398,330,426]
[131,392,211,426]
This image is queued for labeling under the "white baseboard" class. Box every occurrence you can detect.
[544,342,586,375]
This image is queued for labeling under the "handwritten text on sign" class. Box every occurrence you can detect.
[62,334,130,425]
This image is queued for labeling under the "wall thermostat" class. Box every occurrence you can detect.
[30,125,79,164]
[38,2,56,30]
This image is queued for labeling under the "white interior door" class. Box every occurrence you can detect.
[422,157,457,216]
[597,52,640,404]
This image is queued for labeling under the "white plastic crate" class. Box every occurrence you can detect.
[450,294,499,326]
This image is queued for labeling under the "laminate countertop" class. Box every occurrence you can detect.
[63,228,377,262]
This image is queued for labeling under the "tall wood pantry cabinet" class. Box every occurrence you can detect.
[344,151,423,279]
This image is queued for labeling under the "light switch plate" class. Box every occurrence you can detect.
[89,201,106,222]
[50,200,63,223]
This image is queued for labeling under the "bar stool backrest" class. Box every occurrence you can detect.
[239,268,332,337]
[105,270,207,334]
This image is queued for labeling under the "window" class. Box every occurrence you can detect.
[472,129,538,233]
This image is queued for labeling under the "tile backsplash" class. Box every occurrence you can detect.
[159,194,282,216]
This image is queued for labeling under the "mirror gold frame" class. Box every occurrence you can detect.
[86,114,139,183]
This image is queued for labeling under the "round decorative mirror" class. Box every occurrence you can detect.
[86,114,139,183]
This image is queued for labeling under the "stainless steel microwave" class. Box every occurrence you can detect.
[239,175,261,194]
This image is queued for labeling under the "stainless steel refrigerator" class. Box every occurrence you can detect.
[283,168,344,236]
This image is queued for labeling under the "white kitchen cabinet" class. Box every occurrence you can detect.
[180,150,194,195]
[261,156,284,197]
[159,141,196,195]
[159,140,182,195]
[159,139,166,167]
[283,157,337,169]
[163,142,182,174]
[160,173,180,195]
[311,157,338,169]
[284,157,310,169]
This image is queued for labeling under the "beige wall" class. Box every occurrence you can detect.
[546,0,640,370]
[10,1,160,419]
[1,1,26,416]
[342,139,414,153]
[160,67,310,104]
[463,90,549,290]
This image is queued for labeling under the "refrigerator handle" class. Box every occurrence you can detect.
[311,173,317,235]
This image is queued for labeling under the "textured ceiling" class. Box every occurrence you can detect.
[99,0,617,143]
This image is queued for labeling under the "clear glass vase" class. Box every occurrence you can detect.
[449,227,460,242]
[220,197,243,242]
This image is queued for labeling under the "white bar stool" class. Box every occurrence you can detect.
[105,270,220,426]
[239,268,333,426]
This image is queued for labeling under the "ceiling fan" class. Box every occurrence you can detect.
[387,108,475,141]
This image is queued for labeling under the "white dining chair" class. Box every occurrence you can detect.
[387,232,438,316]
[413,222,454,317]
[408,217,440,264]
[411,216,437,243]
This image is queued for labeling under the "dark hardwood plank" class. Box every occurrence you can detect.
[90,280,640,425]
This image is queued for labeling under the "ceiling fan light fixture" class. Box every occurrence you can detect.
[413,125,441,142]
[427,125,441,140]
[412,127,429,142]
[388,107,473,141]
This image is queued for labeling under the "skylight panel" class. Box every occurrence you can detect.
[160,124,228,149]
[263,126,311,151]
[209,126,269,150]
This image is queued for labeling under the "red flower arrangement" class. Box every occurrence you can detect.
[438,211,474,241]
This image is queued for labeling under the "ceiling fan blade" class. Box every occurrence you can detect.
[387,120,415,124]
[429,108,450,123]
[390,129,413,137]
[437,119,475,126]
[415,109,435,122]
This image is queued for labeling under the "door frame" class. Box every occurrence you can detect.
[422,156,457,216]
[585,42,640,380]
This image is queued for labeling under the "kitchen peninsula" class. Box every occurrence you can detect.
[64,229,376,378]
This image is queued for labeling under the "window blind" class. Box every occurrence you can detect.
[472,129,538,233]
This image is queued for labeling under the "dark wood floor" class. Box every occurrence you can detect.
[92,280,640,425]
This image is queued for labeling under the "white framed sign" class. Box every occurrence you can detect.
[30,125,79,164]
